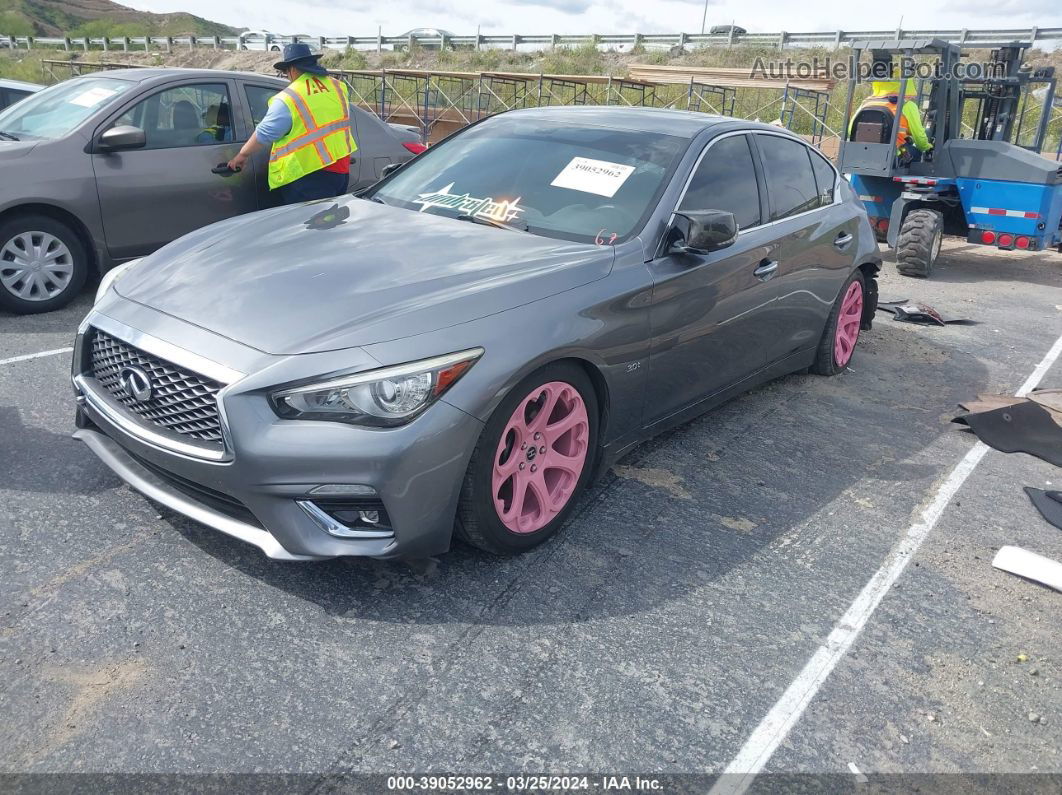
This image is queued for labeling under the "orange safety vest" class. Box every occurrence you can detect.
[855,96,910,151]
[267,74,356,190]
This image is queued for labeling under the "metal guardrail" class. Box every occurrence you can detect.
[2,27,1061,53]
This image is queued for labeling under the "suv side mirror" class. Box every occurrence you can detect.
[669,210,738,255]
[98,125,146,152]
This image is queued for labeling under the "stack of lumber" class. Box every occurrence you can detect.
[628,64,836,93]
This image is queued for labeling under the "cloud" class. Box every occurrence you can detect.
[506,0,595,14]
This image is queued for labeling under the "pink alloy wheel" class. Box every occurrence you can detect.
[492,381,590,534]
[834,281,863,367]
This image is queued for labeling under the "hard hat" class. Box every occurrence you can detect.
[872,80,915,98]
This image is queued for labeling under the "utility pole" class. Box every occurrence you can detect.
[700,0,709,34]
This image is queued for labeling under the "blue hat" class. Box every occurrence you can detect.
[274,42,327,75]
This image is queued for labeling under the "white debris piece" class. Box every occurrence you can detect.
[847,762,869,783]
[992,546,1062,592]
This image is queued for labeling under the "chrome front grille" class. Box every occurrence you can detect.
[90,329,225,447]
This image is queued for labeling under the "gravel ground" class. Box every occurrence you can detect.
[0,240,1060,789]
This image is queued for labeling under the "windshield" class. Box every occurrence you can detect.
[368,116,687,244]
[0,77,133,140]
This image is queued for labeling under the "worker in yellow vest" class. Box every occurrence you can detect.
[227,43,357,204]
[848,81,932,162]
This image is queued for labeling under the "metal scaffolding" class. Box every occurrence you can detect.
[38,58,828,154]
[779,84,833,146]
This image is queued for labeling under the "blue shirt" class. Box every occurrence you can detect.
[255,99,292,143]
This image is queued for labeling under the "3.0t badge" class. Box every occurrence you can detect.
[119,365,153,403]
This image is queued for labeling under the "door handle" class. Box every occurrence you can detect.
[834,232,854,250]
[753,259,778,280]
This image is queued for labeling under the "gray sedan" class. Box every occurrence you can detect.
[73,106,881,560]
[0,68,417,314]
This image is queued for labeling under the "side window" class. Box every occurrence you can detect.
[110,83,232,150]
[244,85,275,126]
[679,135,761,230]
[756,135,820,221]
[809,148,837,207]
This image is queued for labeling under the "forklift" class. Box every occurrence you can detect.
[839,39,1062,277]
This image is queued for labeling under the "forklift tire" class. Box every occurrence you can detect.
[895,208,943,278]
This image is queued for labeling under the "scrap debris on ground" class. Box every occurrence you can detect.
[877,299,975,326]
[953,389,1062,467]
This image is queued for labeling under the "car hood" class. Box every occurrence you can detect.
[116,196,613,355]
[0,139,40,160]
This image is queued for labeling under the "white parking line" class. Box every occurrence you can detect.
[709,330,1062,795]
[0,347,73,367]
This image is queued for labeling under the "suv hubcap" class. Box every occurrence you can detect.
[0,231,74,301]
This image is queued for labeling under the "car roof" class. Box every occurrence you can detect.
[76,68,284,86]
[0,77,43,91]
[497,106,785,139]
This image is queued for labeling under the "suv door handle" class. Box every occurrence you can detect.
[834,232,854,250]
[753,259,778,280]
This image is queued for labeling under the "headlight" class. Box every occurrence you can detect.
[271,348,483,426]
[94,258,140,304]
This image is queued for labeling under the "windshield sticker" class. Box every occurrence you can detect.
[415,183,524,222]
[551,157,636,198]
[69,87,118,108]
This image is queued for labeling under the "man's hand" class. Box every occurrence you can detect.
[226,151,249,172]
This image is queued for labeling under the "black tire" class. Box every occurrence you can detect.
[455,363,599,555]
[0,214,89,314]
[811,270,866,376]
[895,208,943,278]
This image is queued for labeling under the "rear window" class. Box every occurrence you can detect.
[809,147,837,207]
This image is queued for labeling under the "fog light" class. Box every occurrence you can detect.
[297,500,393,540]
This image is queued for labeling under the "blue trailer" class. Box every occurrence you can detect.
[840,39,1062,276]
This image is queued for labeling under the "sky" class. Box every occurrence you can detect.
[124,0,1062,40]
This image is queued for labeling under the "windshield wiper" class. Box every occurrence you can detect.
[361,194,388,205]
[0,131,19,141]
[455,213,528,233]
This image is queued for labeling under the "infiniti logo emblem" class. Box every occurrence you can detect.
[119,365,153,403]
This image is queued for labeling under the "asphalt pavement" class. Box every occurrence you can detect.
[0,241,1060,789]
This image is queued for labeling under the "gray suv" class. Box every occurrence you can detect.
[0,68,416,314]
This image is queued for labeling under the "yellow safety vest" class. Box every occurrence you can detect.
[268,74,357,190]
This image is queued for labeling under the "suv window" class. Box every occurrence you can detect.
[756,135,820,221]
[809,148,837,207]
[679,134,761,230]
[112,83,233,150]
[245,85,276,126]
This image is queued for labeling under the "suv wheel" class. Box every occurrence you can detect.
[0,215,88,314]
[895,208,943,278]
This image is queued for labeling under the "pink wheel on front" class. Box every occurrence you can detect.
[833,281,863,367]
[492,381,590,534]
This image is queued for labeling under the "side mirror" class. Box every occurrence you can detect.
[669,210,738,255]
[98,125,146,152]
[381,161,403,178]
